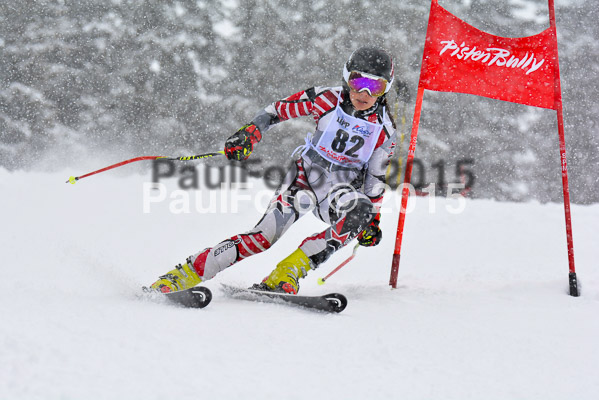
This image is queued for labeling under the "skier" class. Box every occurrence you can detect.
[149,47,397,295]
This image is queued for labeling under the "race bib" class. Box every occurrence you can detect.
[315,105,382,167]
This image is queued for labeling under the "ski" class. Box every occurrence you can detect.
[142,286,212,309]
[220,283,347,313]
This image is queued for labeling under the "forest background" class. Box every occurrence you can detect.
[1,0,597,203]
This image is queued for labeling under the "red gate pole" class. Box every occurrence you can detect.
[548,0,579,296]
[389,86,425,288]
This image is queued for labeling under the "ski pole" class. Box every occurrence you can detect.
[65,151,225,184]
[317,243,360,285]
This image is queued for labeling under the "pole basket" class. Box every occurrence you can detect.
[569,272,580,297]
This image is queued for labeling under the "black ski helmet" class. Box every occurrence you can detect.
[343,47,394,95]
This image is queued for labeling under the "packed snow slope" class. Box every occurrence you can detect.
[1,167,598,400]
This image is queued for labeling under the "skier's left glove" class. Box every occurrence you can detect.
[224,124,262,161]
[357,218,382,247]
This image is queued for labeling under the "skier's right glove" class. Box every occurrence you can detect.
[357,218,382,247]
[224,124,262,161]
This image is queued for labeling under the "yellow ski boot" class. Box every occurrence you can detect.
[261,248,312,294]
[150,258,202,293]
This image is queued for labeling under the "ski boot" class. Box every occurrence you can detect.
[256,248,312,294]
[149,257,202,293]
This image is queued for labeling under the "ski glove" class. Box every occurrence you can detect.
[224,124,262,161]
[357,218,382,247]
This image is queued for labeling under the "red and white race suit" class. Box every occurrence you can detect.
[189,86,396,280]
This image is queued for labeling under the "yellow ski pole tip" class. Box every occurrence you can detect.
[317,278,325,285]
[68,176,77,184]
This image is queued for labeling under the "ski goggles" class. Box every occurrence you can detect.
[346,71,389,97]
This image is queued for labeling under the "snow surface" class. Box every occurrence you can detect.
[1,167,598,400]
